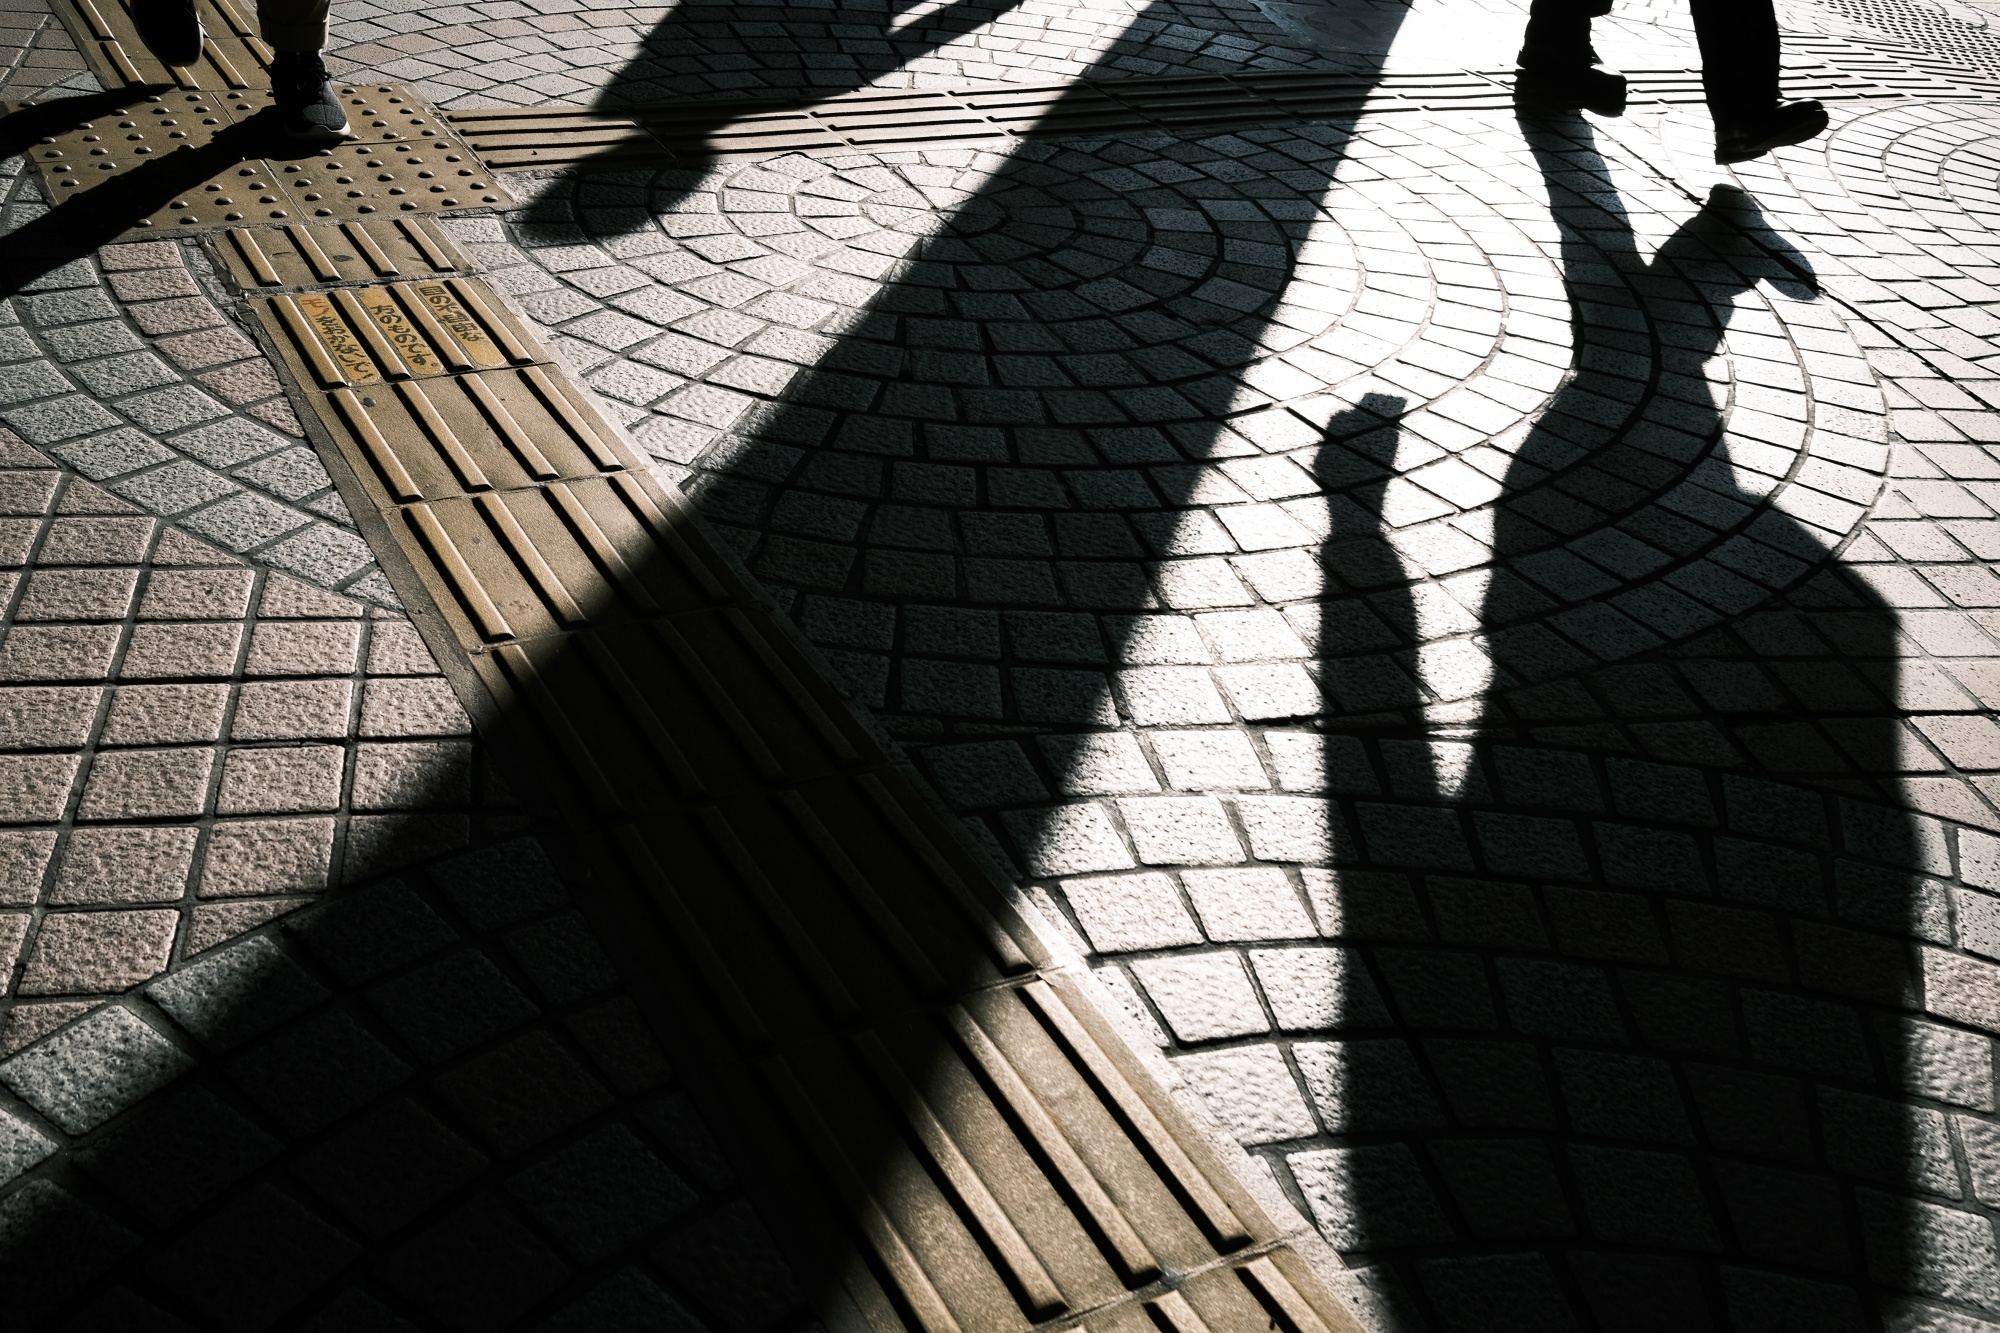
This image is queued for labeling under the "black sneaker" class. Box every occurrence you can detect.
[1515,65,1628,116]
[1715,100,1829,164]
[132,0,203,66]
[271,51,350,143]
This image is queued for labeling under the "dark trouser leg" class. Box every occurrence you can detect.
[1519,0,1610,69]
[257,0,330,51]
[1688,0,1781,122]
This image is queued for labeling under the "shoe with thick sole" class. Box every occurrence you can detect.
[132,0,203,66]
[271,52,350,143]
[1715,100,1829,163]
[1514,66,1628,116]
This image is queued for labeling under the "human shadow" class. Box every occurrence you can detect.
[589,0,1034,109]
[1321,113,1926,1331]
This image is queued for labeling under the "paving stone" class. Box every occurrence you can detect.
[0,1005,192,1133]
[429,1029,612,1156]
[0,1108,55,1187]
[0,685,100,748]
[1130,951,1266,1041]
[365,949,540,1065]
[118,622,243,679]
[74,1086,281,1224]
[21,15,2000,1329]
[1290,1144,1454,1250]
[49,826,197,904]
[101,683,229,746]
[1058,871,1201,952]
[145,937,331,1052]
[245,621,362,676]
[429,839,568,930]
[225,1008,412,1136]
[1181,866,1314,940]
[292,1097,489,1237]
[215,746,345,815]
[1172,1043,1316,1143]
[145,1183,361,1328]
[506,1123,696,1261]
[77,747,214,820]
[1117,796,1244,864]
[230,679,354,741]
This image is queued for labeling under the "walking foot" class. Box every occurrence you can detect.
[271,51,350,143]
[1515,65,1629,116]
[1715,100,1829,164]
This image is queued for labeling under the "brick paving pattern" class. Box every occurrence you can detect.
[0,0,91,101]
[0,837,797,1330]
[11,0,2000,1324]
[325,0,1331,110]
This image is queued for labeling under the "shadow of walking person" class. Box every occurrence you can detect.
[589,0,1037,109]
[1327,111,1932,1332]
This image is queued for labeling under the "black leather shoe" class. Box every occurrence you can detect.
[132,0,203,66]
[1515,66,1628,116]
[271,51,350,143]
[1715,100,1829,163]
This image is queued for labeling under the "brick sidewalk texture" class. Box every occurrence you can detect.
[11,0,2000,1323]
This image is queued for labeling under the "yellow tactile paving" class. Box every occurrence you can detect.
[443,50,2000,171]
[221,215,1365,1333]
[18,84,508,239]
[50,0,270,90]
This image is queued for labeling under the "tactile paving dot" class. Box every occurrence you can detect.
[143,162,294,227]
[275,145,506,217]
[32,90,237,194]
[335,84,454,142]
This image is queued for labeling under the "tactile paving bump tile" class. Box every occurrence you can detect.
[22,83,509,236]
[216,216,468,289]
[273,142,505,219]
[54,0,270,90]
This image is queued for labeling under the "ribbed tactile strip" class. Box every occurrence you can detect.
[447,49,2000,170]
[50,0,270,88]
[222,217,1362,1333]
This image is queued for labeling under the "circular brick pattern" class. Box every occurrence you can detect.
[514,121,1887,725]
[0,160,397,606]
[1860,104,2000,229]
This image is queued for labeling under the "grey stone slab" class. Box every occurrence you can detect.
[0,1108,56,1186]
[145,937,331,1051]
[0,1004,194,1134]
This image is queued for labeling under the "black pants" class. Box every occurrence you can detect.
[1520,0,1780,122]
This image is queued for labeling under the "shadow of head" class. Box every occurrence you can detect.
[1668,182,1819,302]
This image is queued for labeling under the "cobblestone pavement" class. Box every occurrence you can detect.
[12,0,2000,1324]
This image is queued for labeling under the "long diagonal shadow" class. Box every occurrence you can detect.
[0,2,1440,1329]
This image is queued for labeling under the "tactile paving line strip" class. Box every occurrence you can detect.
[48,0,271,88]
[18,84,511,238]
[448,46,2000,170]
[227,221,1365,1333]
